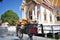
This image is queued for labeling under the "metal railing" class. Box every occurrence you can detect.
[37,24,60,39]
[44,25,60,33]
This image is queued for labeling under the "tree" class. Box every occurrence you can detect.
[1,10,19,25]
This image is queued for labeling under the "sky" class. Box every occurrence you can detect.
[0,0,22,19]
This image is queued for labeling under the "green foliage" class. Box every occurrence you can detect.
[1,10,19,25]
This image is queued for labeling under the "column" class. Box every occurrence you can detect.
[52,14,55,24]
[38,8,41,24]
[35,5,37,20]
[38,13,40,24]
[26,7,29,18]
[22,10,24,19]
[47,11,50,24]
[22,10,26,18]
[52,0,54,6]
[27,10,29,18]
[22,8,26,19]
[23,6,27,18]
[55,0,58,6]
[32,10,35,20]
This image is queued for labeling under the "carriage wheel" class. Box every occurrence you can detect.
[18,30,23,39]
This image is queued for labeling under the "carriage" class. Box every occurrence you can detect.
[16,18,38,38]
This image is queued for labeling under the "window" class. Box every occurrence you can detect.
[44,14,46,20]
[57,17,60,21]
[29,11,32,20]
[50,16,52,22]
[37,11,39,19]
[30,16,32,19]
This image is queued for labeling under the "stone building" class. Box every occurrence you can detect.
[21,0,60,25]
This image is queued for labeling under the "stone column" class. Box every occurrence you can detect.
[52,14,55,24]
[38,13,40,24]
[52,0,54,6]
[26,7,29,18]
[35,5,37,20]
[22,11,26,18]
[22,7,26,19]
[22,10,25,19]
[32,10,35,20]
[23,6,26,18]
[38,8,41,24]
[27,10,29,18]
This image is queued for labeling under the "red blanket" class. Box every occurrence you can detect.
[30,27,37,34]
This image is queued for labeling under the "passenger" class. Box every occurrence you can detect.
[26,19,33,40]
[30,20,38,35]
[33,20,38,27]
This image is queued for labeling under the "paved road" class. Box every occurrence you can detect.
[0,34,57,40]
[22,34,59,40]
[0,26,60,40]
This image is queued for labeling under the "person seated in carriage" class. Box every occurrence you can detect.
[16,18,38,40]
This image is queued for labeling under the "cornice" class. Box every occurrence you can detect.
[42,1,53,10]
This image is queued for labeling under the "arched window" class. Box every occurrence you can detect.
[29,11,32,20]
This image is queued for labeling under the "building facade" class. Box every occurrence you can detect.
[21,0,60,25]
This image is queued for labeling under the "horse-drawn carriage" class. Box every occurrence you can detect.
[16,18,38,39]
